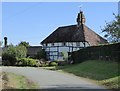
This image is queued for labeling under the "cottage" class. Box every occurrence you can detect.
[41,11,107,61]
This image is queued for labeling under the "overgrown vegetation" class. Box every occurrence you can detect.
[2,43,58,67]
[2,72,37,89]
[17,58,37,67]
[2,44,27,66]
[49,61,58,66]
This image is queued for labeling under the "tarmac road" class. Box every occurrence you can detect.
[2,67,109,91]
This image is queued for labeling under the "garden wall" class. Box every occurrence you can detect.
[71,43,120,63]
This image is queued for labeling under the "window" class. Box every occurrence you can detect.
[62,42,66,46]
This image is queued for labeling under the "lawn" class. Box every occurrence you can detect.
[1,72,37,89]
[59,60,119,80]
[45,60,119,89]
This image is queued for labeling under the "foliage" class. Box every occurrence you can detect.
[2,45,17,65]
[17,58,36,66]
[15,45,27,58]
[2,44,27,66]
[102,14,120,42]
[49,61,58,66]
[61,51,68,61]
[36,49,47,60]
[18,41,30,48]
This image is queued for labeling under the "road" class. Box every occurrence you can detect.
[2,67,109,91]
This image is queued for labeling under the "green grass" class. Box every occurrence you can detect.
[2,72,37,89]
[44,60,119,89]
[58,60,119,80]
[100,76,120,89]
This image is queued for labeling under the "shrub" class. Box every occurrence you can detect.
[2,45,17,65]
[17,58,36,67]
[49,61,58,66]
[2,45,27,66]
[15,45,27,58]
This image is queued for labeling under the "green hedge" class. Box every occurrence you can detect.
[17,58,36,66]
[71,43,120,63]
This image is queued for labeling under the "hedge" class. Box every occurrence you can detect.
[71,43,120,63]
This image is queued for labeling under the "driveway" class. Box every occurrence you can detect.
[2,67,109,91]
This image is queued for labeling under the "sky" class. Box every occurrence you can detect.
[2,2,118,46]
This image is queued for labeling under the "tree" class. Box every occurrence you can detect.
[2,44,27,65]
[16,45,27,58]
[18,41,30,47]
[102,14,120,42]
[2,44,17,65]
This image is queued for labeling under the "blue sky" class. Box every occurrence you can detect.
[2,2,118,46]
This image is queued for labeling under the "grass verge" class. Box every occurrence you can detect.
[44,60,119,89]
[2,72,37,89]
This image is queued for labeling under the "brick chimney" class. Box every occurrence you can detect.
[76,11,85,27]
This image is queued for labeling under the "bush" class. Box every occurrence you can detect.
[2,45,17,65]
[49,61,58,66]
[2,45,27,66]
[17,58,36,67]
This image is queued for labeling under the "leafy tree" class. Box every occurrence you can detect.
[18,41,30,47]
[102,14,120,42]
[2,44,27,65]
[2,45,17,65]
[16,45,27,58]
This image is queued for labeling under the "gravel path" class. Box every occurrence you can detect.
[2,67,109,91]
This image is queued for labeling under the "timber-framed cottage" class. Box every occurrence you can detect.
[41,11,107,61]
